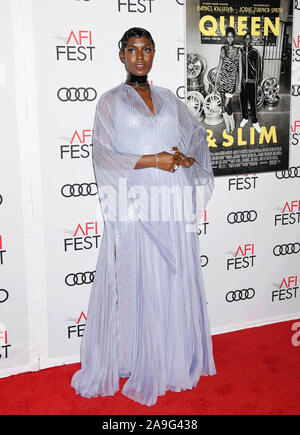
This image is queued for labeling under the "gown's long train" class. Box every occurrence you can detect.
[71,84,216,406]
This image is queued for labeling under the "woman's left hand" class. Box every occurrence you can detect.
[172,147,195,168]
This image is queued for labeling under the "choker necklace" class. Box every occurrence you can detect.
[125,73,149,87]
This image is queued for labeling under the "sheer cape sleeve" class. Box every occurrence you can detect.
[92,89,143,236]
[173,93,214,231]
[92,89,142,177]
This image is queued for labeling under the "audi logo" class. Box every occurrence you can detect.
[292,85,300,97]
[275,167,300,179]
[225,288,255,302]
[0,289,9,303]
[61,183,98,197]
[227,210,257,224]
[200,255,208,267]
[65,271,95,286]
[57,87,97,102]
[273,243,300,256]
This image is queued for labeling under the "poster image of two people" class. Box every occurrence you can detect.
[215,28,262,135]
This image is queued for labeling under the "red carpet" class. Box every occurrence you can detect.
[1,319,299,415]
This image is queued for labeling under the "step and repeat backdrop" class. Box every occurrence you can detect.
[0,0,300,378]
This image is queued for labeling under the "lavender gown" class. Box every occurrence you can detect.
[71,83,216,406]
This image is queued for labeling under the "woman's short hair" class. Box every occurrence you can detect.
[118,27,155,52]
[225,26,235,37]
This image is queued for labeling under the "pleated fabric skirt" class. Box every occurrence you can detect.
[120,219,216,406]
[71,214,216,406]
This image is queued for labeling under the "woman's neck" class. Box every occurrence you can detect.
[125,72,149,87]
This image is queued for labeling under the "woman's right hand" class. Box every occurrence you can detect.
[157,151,179,172]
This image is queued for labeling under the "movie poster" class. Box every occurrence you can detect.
[185,0,293,175]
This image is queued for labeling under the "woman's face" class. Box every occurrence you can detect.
[119,35,155,76]
[226,32,235,46]
[244,34,251,47]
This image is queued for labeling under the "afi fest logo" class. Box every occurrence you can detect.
[271,275,299,302]
[64,221,101,252]
[197,210,209,236]
[228,174,258,191]
[227,243,256,270]
[0,323,11,359]
[0,234,6,265]
[293,35,300,62]
[56,30,95,61]
[290,120,300,146]
[60,129,93,160]
[177,47,184,62]
[67,311,87,339]
[117,0,155,13]
[274,200,300,226]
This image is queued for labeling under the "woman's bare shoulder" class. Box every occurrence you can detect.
[220,46,226,57]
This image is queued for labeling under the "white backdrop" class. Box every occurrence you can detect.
[0,0,300,378]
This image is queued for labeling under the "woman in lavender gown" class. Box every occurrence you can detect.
[71,27,216,406]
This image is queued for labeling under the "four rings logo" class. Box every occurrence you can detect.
[65,271,95,286]
[227,210,257,224]
[0,289,9,303]
[57,87,97,102]
[200,255,208,267]
[61,183,98,197]
[275,167,300,179]
[292,85,300,96]
[273,243,300,256]
[225,288,255,302]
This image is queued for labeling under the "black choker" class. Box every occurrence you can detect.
[125,73,148,86]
